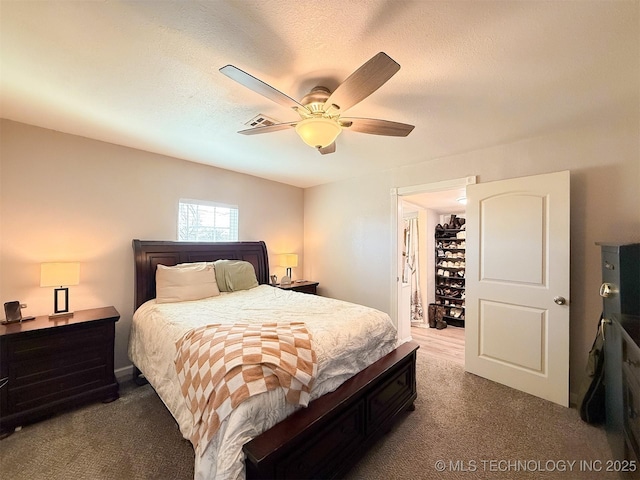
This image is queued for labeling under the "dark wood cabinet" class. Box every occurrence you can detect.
[276,281,319,295]
[599,243,640,466]
[0,306,120,435]
[606,316,640,466]
[621,318,640,463]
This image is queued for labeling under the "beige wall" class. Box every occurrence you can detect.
[0,120,304,372]
[304,116,640,397]
[2,111,638,398]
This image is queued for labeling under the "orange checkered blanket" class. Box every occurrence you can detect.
[174,322,317,456]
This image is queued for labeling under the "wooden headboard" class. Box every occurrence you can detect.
[132,240,270,310]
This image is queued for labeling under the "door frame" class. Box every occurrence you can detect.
[390,176,477,344]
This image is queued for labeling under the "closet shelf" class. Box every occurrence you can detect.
[434,216,466,328]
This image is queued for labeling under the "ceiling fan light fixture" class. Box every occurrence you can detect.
[295,117,342,149]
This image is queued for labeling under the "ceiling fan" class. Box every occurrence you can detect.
[220,52,415,155]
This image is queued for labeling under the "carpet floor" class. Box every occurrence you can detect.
[0,351,616,480]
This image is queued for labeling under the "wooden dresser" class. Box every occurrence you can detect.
[0,306,120,435]
[599,243,640,467]
[617,316,640,464]
[276,281,319,295]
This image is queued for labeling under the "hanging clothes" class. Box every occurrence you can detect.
[404,217,425,325]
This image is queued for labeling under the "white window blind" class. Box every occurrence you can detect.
[178,199,238,242]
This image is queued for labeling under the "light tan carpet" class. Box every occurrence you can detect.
[346,353,616,480]
[0,381,194,480]
[0,351,615,479]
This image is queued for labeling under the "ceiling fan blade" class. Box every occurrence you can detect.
[238,121,298,135]
[323,52,400,113]
[220,65,307,111]
[318,142,336,155]
[340,117,415,137]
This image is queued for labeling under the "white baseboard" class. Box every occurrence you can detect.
[115,364,134,383]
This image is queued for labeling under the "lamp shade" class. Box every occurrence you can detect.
[40,262,80,287]
[295,117,342,149]
[278,254,298,268]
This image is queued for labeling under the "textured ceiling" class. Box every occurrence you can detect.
[1,1,637,188]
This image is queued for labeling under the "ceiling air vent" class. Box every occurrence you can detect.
[245,114,278,128]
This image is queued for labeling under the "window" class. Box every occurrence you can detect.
[178,199,238,242]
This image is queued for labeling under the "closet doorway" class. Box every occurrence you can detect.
[395,172,570,405]
[395,177,475,365]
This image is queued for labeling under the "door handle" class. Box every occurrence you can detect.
[553,296,567,305]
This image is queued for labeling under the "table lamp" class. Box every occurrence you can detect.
[40,262,80,318]
[278,254,298,285]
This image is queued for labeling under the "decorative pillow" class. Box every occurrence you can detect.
[156,262,220,303]
[213,260,259,292]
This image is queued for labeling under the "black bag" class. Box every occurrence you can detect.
[577,314,606,424]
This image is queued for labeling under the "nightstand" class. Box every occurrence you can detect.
[0,306,120,435]
[276,281,319,295]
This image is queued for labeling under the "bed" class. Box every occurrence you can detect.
[129,239,418,480]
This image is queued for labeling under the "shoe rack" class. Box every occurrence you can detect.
[435,215,465,327]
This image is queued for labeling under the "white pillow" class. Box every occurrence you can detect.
[155,262,220,303]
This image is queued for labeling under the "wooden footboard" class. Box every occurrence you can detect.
[244,341,419,480]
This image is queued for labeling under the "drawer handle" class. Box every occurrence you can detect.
[0,377,8,389]
[599,283,617,298]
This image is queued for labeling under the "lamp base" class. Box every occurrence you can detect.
[280,275,292,285]
[49,311,74,320]
[1,316,35,325]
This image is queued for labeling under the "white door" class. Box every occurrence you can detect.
[465,171,570,406]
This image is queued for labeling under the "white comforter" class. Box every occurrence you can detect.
[128,284,397,480]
